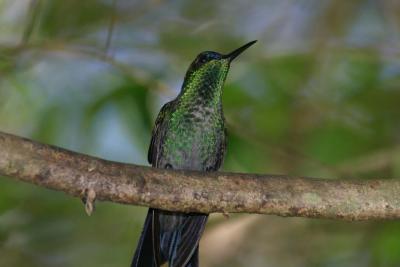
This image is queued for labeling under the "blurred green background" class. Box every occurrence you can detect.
[1,0,400,266]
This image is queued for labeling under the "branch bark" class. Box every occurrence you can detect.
[0,131,399,221]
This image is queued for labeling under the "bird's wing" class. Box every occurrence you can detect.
[148,101,174,166]
[147,101,177,266]
[209,125,227,171]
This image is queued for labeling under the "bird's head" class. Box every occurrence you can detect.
[181,40,257,98]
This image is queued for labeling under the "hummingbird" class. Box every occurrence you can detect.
[131,40,257,267]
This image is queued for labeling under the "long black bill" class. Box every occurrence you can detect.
[224,40,257,62]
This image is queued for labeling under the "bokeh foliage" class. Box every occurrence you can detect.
[1,0,400,266]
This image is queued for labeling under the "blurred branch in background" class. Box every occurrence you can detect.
[104,0,117,54]
[21,0,41,45]
[336,145,400,175]
[1,130,400,221]
[200,215,262,267]
[0,40,172,95]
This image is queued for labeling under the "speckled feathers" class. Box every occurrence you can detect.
[148,53,230,171]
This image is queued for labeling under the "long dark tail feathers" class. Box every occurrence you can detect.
[131,209,208,267]
[166,213,207,267]
[131,209,159,267]
[183,246,200,267]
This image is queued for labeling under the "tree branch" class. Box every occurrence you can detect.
[0,131,399,221]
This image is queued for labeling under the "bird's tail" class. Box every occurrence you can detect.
[131,209,208,267]
[131,209,158,267]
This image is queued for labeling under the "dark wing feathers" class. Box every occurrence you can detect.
[131,209,156,267]
[212,126,227,171]
[148,101,174,166]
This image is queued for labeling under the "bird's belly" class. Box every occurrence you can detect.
[159,125,223,171]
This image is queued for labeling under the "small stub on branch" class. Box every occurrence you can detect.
[82,188,96,216]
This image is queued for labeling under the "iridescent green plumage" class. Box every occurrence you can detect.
[132,41,257,267]
[151,54,229,171]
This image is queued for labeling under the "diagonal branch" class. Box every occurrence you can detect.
[0,131,399,221]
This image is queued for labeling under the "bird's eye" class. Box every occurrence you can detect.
[200,57,208,63]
